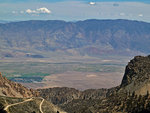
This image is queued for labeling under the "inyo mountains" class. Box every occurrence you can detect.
[0,19,150,58]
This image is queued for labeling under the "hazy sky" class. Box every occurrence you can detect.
[0,0,150,22]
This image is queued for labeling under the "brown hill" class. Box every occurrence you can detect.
[0,73,67,113]
[0,72,39,98]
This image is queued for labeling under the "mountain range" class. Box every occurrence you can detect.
[1,19,150,112]
[0,19,150,58]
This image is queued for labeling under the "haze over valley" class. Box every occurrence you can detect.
[0,19,149,90]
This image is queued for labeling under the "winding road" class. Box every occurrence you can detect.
[4,97,45,113]
[4,98,33,111]
[39,98,44,113]
[4,97,67,113]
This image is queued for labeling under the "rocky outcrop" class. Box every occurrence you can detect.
[120,55,150,95]
[0,72,39,97]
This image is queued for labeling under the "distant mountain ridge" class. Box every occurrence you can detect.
[0,19,150,57]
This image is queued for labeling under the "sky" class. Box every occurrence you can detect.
[0,0,150,22]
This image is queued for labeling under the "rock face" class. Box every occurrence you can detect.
[0,72,39,97]
[120,55,150,95]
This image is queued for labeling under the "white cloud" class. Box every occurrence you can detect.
[26,9,34,14]
[89,2,96,5]
[138,14,143,17]
[26,7,51,14]
[37,7,51,14]
[4,1,150,22]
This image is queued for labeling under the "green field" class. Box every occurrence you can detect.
[0,57,126,83]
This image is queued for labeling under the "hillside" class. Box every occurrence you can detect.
[0,96,66,113]
[0,73,66,113]
[120,55,150,95]
[38,87,108,105]
[39,55,150,113]
[0,72,38,98]
[0,19,150,58]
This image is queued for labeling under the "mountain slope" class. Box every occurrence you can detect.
[0,73,67,113]
[0,96,66,113]
[38,87,108,105]
[119,55,150,95]
[0,19,150,58]
[39,55,150,113]
[0,72,38,98]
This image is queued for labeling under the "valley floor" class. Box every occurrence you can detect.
[39,71,124,90]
